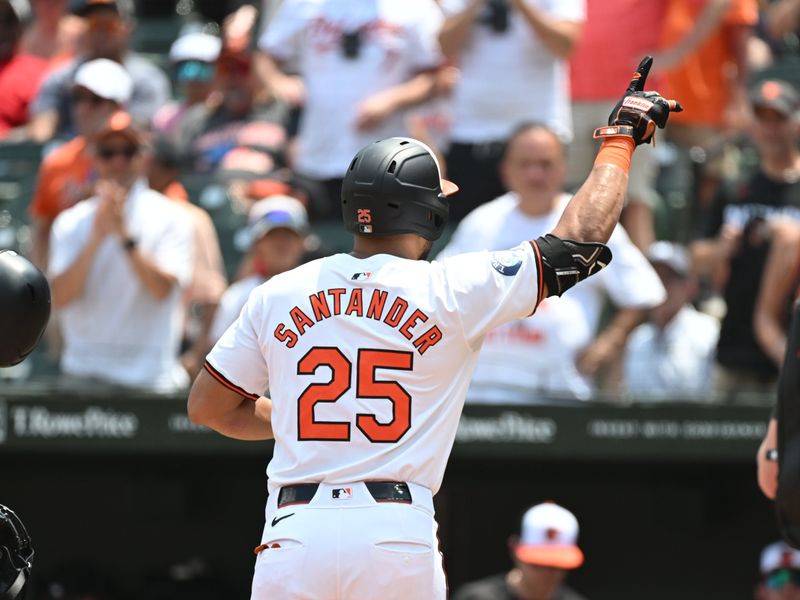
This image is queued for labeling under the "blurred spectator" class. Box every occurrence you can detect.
[691,79,800,397]
[48,111,194,392]
[175,47,290,175]
[755,541,800,600]
[623,241,720,400]
[452,502,587,600]
[153,31,222,136]
[567,0,666,250]
[209,195,308,344]
[438,123,665,403]
[146,136,228,377]
[438,0,584,222]
[754,220,800,368]
[661,0,758,144]
[29,57,132,271]
[20,0,83,68]
[256,0,445,220]
[27,0,170,142]
[659,0,758,227]
[0,0,49,139]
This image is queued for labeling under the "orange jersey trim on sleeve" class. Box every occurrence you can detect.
[204,360,260,401]
[529,240,545,316]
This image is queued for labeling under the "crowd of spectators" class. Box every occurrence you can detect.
[0,0,799,405]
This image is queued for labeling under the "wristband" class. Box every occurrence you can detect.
[594,137,635,174]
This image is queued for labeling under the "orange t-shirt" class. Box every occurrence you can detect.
[29,137,94,221]
[661,0,758,126]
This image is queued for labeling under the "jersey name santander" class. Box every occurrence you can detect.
[206,247,542,495]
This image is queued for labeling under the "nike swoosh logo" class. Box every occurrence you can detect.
[271,513,295,527]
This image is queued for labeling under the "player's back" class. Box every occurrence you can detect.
[208,244,541,494]
[259,252,471,495]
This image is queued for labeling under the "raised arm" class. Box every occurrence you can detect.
[537,57,682,298]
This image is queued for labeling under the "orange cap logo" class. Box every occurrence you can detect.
[761,81,783,101]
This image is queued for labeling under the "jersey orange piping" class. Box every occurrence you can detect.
[529,240,544,315]
[204,360,260,401]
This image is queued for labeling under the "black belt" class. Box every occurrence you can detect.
[277,482,412,508]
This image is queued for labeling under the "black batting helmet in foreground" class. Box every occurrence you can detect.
[0,504,33,600]
[0,250,51,367]
[341,137,459,241]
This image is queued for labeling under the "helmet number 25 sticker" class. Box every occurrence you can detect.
[296,347,413,443]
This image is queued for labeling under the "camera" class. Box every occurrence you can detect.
[342,30,361,59]
[480,0,510,34]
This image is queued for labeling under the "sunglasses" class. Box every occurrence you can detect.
[96,145,138,160]
[766,569,800,590]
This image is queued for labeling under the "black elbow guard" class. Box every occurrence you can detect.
[535,234,613,297]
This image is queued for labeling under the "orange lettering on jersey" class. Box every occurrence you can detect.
[413,325,442,355]
[366,289,388,320]
[383,297,408,327]
[357,208,372,223]
[309,291,332,322]
[327,288,346,315]
[345,288,364,317]
[290,307,315,335]
[399,309,428,340]
[274,323,298,348]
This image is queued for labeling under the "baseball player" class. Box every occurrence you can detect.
[0,250,51,368]
[188,57,682,599]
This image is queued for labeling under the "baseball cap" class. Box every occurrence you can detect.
[94,110,142,146]
[514,502,584,569]
[73,58,133,105]
[646,241,691,278]
[750,80,800,117]
[761,541,800,575]
[170,32,222,65]
[246,196,309,244]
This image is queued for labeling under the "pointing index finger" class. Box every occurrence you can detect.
[627,56,653,93]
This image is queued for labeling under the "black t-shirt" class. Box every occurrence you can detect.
[451,574,588,600]
[702,165,800,376]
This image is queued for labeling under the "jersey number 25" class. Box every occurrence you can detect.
[297,347,412,443]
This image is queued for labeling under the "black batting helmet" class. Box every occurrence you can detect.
[0,504,33,600]
[341,137,459,241]
[0,250,51,367]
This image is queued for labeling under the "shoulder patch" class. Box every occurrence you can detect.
[490,248,524,276]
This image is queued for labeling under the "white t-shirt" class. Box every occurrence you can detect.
[49,180,194,392]
[440,0,584,143]
[438,192,666,403]
[206,247,541,494]
[209,274,266,344]
[259,0,444,179]
[624,305,720,400]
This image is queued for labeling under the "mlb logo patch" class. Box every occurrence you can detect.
[332,488,352,500]
[351,272,372,281]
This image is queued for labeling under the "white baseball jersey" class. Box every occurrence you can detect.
[205,247,542,495]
